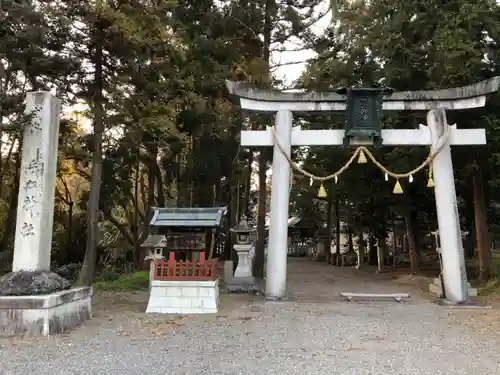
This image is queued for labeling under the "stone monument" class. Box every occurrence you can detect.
[0,92,91,336]
[227,216,257,292]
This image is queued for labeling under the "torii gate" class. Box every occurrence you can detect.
[226,78,500,304]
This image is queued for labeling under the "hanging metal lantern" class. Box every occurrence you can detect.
[337,86,393,147]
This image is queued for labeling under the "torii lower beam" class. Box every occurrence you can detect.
[241,125,486,147]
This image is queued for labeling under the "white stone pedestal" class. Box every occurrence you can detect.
[228,244,257,292]
[146,279,219,314]
[0,287,92,337]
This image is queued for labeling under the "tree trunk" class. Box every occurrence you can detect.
[377,236,387,272]
[335,199,341,266]
[392,226,397,266]
[404,211,419,274]
[368,234,378,265]
[356,233,365,269]
[472,166,491,281]
[254,150,267,279]
[77,21,105,286]
[253,0,272,279]
[0,147,22,252]
[66,201,74,264]
[153,160,165,207]
[243,157,252,218]
[463,188,476,258]
[325,200,333,264]
[347,229,353,252]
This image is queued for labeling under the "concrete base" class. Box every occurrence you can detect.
[227,276,258,293]
[0,287,92,337]
[146,279,219,314]
[436,299,491,309]
[264,294,295,301]
[428,277,477,298]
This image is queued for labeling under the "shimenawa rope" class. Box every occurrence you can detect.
[272,124,450,192]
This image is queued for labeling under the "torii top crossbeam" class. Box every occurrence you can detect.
[226,78,500,112]
[225,78,500,147]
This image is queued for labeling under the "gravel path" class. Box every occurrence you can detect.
[1,259,500,375]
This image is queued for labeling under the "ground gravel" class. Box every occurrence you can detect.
[1,259,499,375]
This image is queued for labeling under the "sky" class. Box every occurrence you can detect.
[63,10,331,133]
[58,1,332,141]
[252,2,332,190]
[271,1,331,86]
[58,4,332,197]
[4,3,332,158]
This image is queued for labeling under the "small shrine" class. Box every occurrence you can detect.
[145,206,227,314]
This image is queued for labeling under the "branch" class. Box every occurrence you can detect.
[76,167,91,180]
[270,52,336,71]
[105,214,136,247]
[270,46,314,53]
[226,14,260,41]
[301,8,332,29]
[0,123,21,130]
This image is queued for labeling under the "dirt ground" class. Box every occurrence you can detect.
[2,258,500,346]
[2,259,500,375]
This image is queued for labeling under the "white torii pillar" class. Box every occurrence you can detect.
[427,109,469,302]
[226,78,499,303]
[266,110,293,299]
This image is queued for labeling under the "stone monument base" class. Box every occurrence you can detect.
[0,287,92,337]
[227,276,258,293]
[146,279,219,314]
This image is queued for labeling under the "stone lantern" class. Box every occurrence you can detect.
[227,216,257,292]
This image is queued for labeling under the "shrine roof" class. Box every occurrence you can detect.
[149,207,227,228]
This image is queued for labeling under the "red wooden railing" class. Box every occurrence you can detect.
[153,251,218,281]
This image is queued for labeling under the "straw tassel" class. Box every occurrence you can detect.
[393,179,403,194]
[317,183,327,198]
[427,165,435,188]
[357,149,367,164]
